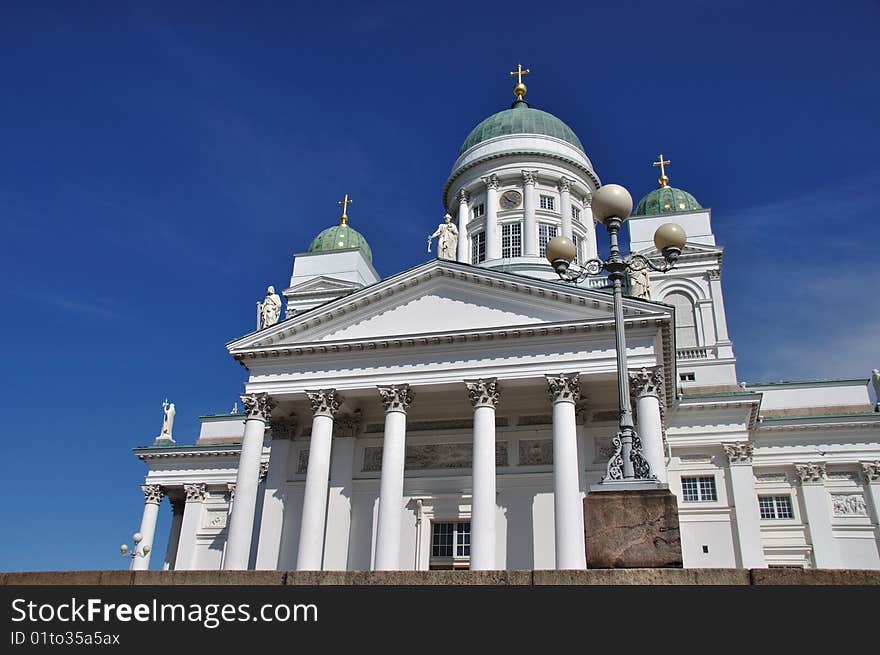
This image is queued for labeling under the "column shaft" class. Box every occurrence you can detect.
[163,499,184,570]
[457,190,470,263]
[484,176,500,260]
[132,487,163,571]
[522,171,538,256]
[324,436,355,569]
[471,404,497,570]
[797,464,841,568]
[558,179,573,241]
[175,484,206,570]
[375,411,407,570]
[255,434,292,569]
[224,394,273,570]
[635,394,667,483]
[296,414,335,570]
[551,398,586,569]
[723,444,766,568]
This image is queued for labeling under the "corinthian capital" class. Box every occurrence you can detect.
[457,188,469,204]
[521,170,538,185]
[583,189,593,208]
[378,385,414,413]
[465,378,500,408]
[184,483,207,502]
[556,177,572,193]
[482,174,499,190]
[629,366,664,400]
[269,412,298,439]
[861,461,880,483]
[722,442,754,465]
[141,484,165,505]
[305,389,342,417]
[795,462,826,484]
[241,393,275,421]
[546,373,581,404]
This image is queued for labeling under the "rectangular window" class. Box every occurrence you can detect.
[501,222,522,258]
[681,476,717,502]
[472,203,485,219]
[759,495,794,519]
[572,233,580,262]
[538,223,558,258]
[571,205,581,221]
[430,521,471,569]
[471,231,486,264]
[540,194,555,211]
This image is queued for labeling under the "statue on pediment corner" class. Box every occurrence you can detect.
[428,214,458,260]
[257,285,282,330]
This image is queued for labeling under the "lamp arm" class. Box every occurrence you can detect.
[626,253,674,273]
[558,257,605,282]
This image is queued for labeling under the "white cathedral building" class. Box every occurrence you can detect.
[130,75,880,573]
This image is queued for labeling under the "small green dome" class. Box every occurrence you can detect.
[308,222,373,262]
[633,185,702,216]
[459,102,584,155]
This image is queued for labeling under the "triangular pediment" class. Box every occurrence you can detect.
[283,276,361,297]
[229,260,671,351]
[636,242,723,257]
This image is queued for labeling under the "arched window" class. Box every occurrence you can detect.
[666,292,698,348]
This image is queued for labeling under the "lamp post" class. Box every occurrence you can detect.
[545,183,686,483]
[119,532,151,568]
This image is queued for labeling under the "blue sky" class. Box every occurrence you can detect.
[0,1,877,571]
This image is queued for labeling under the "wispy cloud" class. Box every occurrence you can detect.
[8,288,132,322]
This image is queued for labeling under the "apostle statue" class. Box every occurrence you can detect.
[428,213,459,260]
[873,368,880,410]
[628,267,651,300]
[155,399,176,444]
[257,285,282,329]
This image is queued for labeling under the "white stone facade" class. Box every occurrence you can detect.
[131,94,880,572]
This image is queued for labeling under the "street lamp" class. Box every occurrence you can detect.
[545,183,686,483]
[119,532,151,564]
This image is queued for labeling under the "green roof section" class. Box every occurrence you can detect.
[308,222,373,263]
[459,101,584,155]
[633,185,702,216]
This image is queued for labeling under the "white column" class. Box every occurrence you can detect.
[522,170,538,256]
[175,484,206,570]
[255,414,296,569]
[861,462,880,543]
[457,188,470,263]
[558,177,573,241]
[296,389,342,570]
[796,463,841,568]
[722,443,767,568]
[629,366,668,484]
[132,484,165,570]
[163,496,184,570]
[374,385,414,570]
[224,392,274,570]
[466,378,500,570]
[547,373,587,569]
[323,413,360,569]
[483,174,500,260]
[707,269,732,348]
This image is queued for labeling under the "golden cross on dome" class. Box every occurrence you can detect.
[509,63,530,100]
[653,154,671,187]
[337,193,353,224]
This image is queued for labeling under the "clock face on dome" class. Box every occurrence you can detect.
[500,190,522,209]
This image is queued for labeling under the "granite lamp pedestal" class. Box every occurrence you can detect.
[584,485,683,568]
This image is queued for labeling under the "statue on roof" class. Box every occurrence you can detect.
[428,214,459,260]
[872,369,880,410]
[257,285,282,330]
[156,399,176,444]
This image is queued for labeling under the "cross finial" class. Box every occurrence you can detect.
[508,63,530,101]
[338,193,353,225]
[653,154,671,187]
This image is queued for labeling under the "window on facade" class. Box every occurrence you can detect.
[571,205,581,221]
[501,222,522,258]
[679,372,696,382]
[572,233,580,262]
[471,231,486,264]
[540,195,555,211]
[681,476,717,502]
[758,495,794,519]
[430,521,471,570]
[666,292,698,348]
[538,223,558,258]
[472,203,485,219]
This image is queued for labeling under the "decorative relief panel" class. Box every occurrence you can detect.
[755,472,788,483]
[679,454,712,463]
[362,442,509,472]
[832,494,867,517]
[202,509,228,530]
[519,439,553,466]
[826,471,856,481]
[518,414,552,426]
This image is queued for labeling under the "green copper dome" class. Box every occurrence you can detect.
[633,185,702,216]
[308,221,373,262]
[459,102,584,155]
